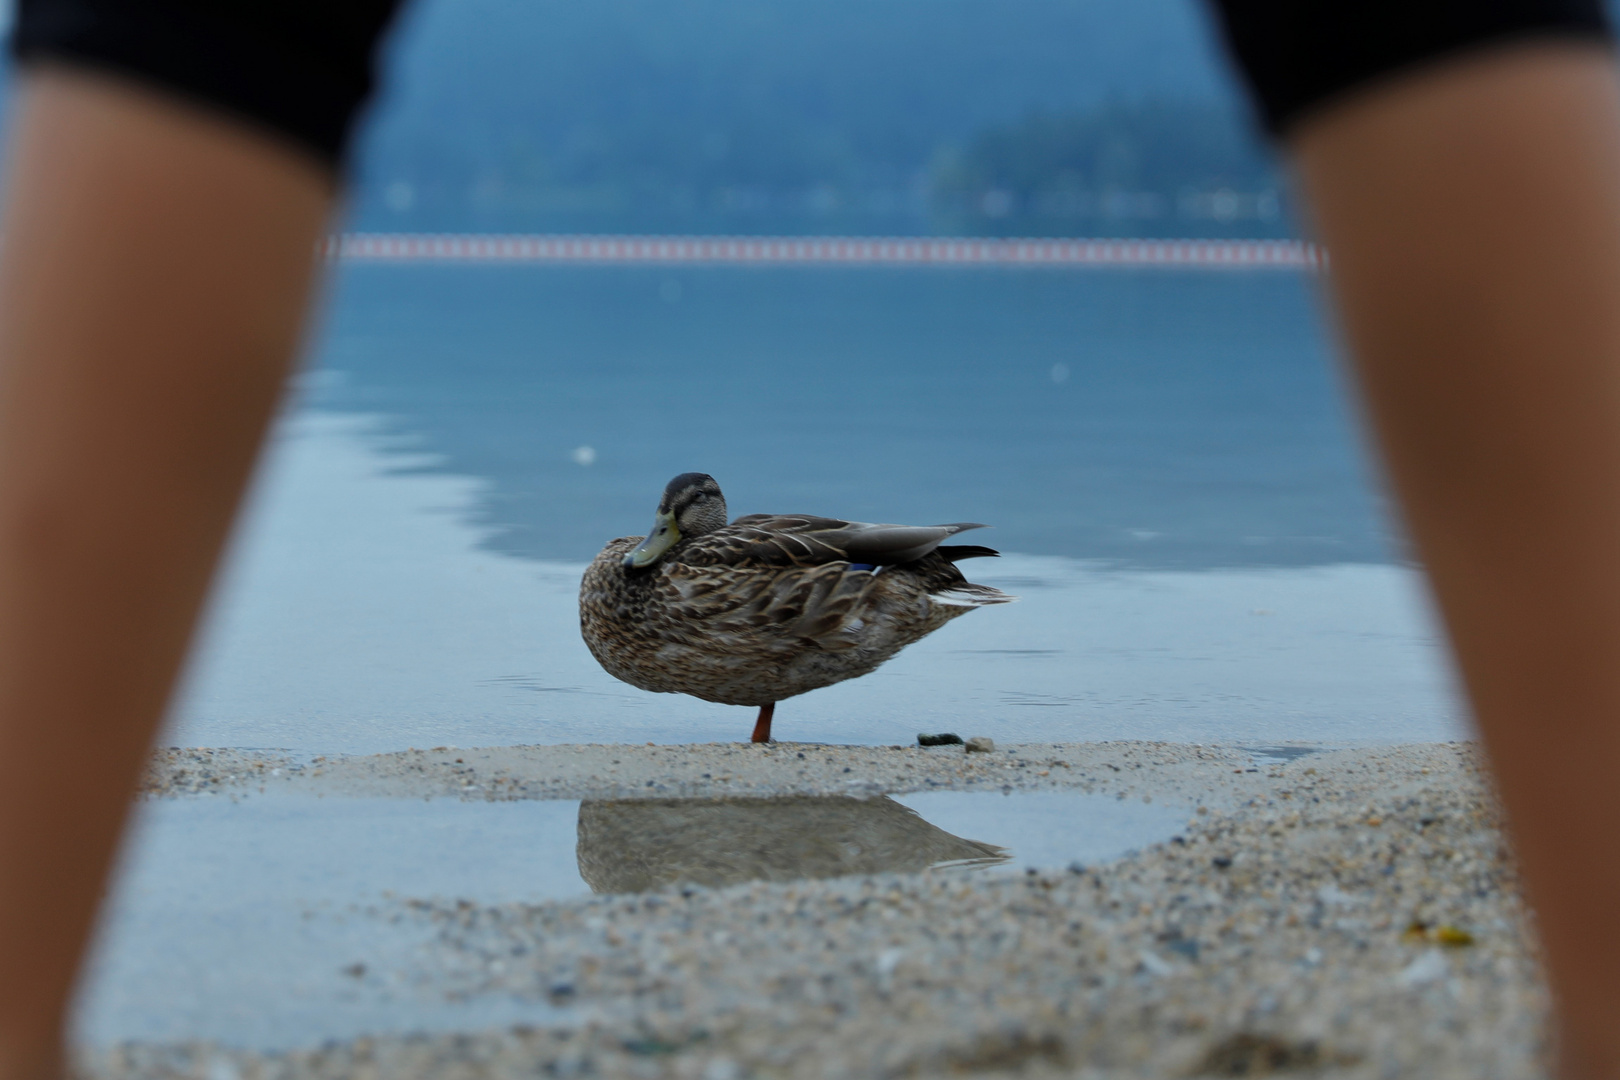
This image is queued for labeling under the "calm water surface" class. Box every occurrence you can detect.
[302,265,1388,567]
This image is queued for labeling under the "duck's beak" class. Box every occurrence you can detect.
[623,510,680,568]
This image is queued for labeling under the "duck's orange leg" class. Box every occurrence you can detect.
[750,702,775,744]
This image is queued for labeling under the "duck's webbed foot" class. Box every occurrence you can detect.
[750,702,775,744]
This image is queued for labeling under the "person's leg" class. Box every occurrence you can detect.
[1290,42,1620,1077]
[0,67,333,1078]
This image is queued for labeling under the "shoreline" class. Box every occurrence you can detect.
[138,739,1426,804]
[100,740,1542,1079]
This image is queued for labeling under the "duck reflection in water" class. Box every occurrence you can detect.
[576,795,1008,894]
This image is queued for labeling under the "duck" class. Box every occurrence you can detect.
[579,472,1014,743]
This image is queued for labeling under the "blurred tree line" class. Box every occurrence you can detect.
[348,0,1290,237]
[928,101,1285,236]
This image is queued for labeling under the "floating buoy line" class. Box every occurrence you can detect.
[325,233,1326,271]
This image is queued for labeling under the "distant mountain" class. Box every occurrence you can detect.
[346,0,1275,236]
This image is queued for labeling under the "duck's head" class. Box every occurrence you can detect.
[623,472,728,569]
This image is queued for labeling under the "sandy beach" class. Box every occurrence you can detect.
[90,739,1538,1079]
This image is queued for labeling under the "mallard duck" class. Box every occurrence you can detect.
[579,473,1014,743]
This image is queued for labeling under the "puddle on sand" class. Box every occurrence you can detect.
[73,796,585,1051]
[580,791,1187,893]
[75,787,1184,1049]
[1243,746,1325,768]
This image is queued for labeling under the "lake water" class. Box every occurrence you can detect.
[166,263,1467,751]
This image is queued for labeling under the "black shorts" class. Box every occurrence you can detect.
[9,0,1612,170]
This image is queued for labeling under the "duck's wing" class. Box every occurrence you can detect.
[659,560,878,651]
[661,518,1002,650]
[702,515,992,568]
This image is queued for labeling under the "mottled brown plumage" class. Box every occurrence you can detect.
[579,473,1014,741]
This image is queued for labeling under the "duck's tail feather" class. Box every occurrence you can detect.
[929,583,1018,607]
[937,544,999,562]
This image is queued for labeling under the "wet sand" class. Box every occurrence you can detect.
[99,740,1541,1079]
